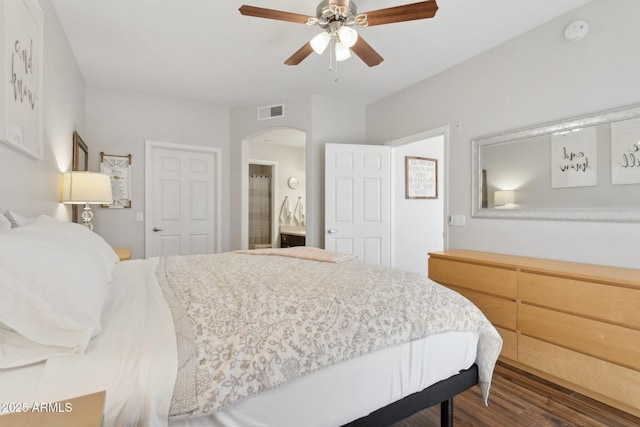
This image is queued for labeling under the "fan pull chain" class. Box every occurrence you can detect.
[328,38,339,82]
[328,38,334,73]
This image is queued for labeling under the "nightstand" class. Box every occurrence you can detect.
[0,390,105,427]
[113,247,131,261]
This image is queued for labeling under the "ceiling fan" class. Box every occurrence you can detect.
[239,0,439,67]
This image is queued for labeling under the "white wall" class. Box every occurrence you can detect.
[391,135,444,276]
[249,141,306,227]
[85,85,230,258]
[366,0,640,269]
[0,0,85,218]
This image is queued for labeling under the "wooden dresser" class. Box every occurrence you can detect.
[428,250,640,418]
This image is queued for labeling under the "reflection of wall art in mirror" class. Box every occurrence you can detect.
[100,152,132,208]
[405,156,437,199]
[551,126,597,189]
[1,0,43,159]
[611,118,640,185]
[472,103,640,222]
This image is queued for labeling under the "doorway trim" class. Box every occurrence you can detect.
[240,126,307,250]
[144,140,222,257]
[385,125,451,263]
[248,159,279,249]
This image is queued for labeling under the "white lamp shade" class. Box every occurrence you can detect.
[310,31,331,55]
[62,171,113,204]
[335,42,351,61]
[337,26,358,48]
[494,190,515,205]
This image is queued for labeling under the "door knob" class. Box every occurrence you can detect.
[327,229,338,234]
[153,227,163,232]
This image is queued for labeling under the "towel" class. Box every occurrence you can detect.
[293,198,305,226]
[279,198,292,225]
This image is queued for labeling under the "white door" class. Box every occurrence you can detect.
[145,141,221,257]
[325,143,391,266]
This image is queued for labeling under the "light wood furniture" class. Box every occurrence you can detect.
[428,250,640,418]
[113,247,131,261]
[0,390,105,427]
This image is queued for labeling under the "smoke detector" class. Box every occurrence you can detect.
[564,20,589,42]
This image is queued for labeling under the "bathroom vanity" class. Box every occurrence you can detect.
[279,227,306,248]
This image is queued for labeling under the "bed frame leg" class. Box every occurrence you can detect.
[440,398,453,427]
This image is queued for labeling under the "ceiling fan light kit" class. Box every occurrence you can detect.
[335,41,352,61]
[337,26,358,48]
[310,31,331,54]
[239,0,439,69]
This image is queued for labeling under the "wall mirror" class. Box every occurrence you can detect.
[472,104,640,221]
[71,131,89,223]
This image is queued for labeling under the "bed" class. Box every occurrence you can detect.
[0,214,502,427]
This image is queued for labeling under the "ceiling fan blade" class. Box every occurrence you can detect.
[363,0,438,26]
[239,5,309,24]
[284,42,314,66]
[351,37,384,67]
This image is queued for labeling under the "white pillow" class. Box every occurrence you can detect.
[4,210,36,227]
[0,267,92,368]
[27,216,119,281]
[0,214,10,232]
[0,218,113,367]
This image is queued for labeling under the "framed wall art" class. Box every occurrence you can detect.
[405,156,438,199]
[100,152,132,208]
[1,0,43,159]
[551,126,597,188]
[611,117,640,185]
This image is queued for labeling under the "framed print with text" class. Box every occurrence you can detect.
[405,156,438,199]
[1,0,43,159]
[100,152,132,208]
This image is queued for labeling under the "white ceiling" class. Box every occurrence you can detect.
[51,0,592,109]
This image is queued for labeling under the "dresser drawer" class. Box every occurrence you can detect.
[519,335,640,417]
[518,272,640,328]
[429,258,517,299]
[447,285,516,330]
[495,327,517,361]
[519,304,640,370]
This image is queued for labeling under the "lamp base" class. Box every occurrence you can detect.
[81,204,94,231]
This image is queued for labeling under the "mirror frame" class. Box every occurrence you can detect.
[71,131,89,223]
[472,104,640,222]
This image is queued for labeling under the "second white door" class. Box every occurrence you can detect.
[325,143,391,266]
[145,141,221,258]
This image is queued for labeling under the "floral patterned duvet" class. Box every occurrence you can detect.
[156,249,502,420]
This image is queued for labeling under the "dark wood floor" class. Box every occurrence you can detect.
[392,361,640,427]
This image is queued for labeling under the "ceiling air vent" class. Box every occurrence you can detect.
[257,104,284,121]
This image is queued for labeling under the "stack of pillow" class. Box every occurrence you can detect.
[0,212,119,368]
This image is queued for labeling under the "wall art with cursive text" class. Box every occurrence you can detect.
[611,117,640,185]
[551,126,597,189]
[1,0,43,159]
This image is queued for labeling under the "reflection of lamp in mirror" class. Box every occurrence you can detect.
[494,190,516,208]
[61,172,113,230]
